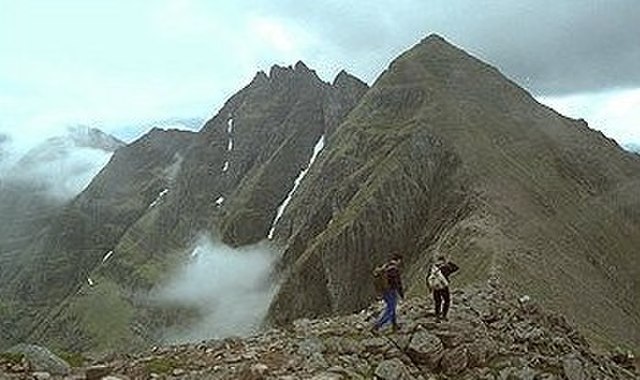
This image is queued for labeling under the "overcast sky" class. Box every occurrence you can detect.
[1,0,638,147]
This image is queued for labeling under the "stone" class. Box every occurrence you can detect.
[307,352,329,371]
[309,371,343,380]
[251,363,269,376]
[32,372,51,380]
[374,358,415,380]
[562,354,590,380]
[441,346,469,375]
[298,337,326,357]
[467,339,498,367]
[172,368,186,376]
[85,364,112,379]
[7,344,70,375]
[406,330,444,369]
[362,337,391,354]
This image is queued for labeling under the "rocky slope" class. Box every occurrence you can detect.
[265,35,640,352]
[1,284,637,379]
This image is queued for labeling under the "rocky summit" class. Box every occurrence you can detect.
[1,284,637,379]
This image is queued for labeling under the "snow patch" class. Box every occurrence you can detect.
[222,161,229,172]
[149,189,169,208]
[268,135,325,239]
[215,196,225,206]
[87,277,94,286]
[227,138,234,151]
[102,250,114,263]
[227,118,234,134]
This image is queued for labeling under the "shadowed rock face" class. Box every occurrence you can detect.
[266,35,640,351]
[163,62,368,248]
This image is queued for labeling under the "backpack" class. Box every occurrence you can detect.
[372,265,389,294]
[427,265,449,290]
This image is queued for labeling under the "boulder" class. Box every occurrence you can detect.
[7,344,70,375]
[562,354,590,380]
[374,358,416,380]
[406,330,444,369]
[85,364,112,379]
[441,346,469,375]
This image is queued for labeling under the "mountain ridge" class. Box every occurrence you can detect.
[265,34,640,352]
[0,34,638,357]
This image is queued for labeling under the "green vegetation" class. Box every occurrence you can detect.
[144,357,181,375]
[54,350,86,367]
[0,351,24,365]
[69,279,134,352]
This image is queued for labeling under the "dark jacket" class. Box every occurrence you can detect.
[385,261,404,298]
[438,262,459,280]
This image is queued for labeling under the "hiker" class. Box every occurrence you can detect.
[427,256,459,321]
[372,253,404,332]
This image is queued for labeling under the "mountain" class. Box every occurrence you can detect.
[0,127,126,346]
[0,64,368,352]
[1,35,638,356]
[16,126,124,165]
[0,127,125,276]
[265,35,640,352]
[2,287,638,379]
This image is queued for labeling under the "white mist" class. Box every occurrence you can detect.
[155,235,278,343]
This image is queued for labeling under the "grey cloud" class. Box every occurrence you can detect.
[252,0,640,95]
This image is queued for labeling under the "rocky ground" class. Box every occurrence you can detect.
[1,283,637,379]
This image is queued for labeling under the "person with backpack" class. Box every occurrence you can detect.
[371,253,404,332]
[427,256,459,321]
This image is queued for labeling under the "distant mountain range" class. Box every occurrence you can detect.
[0,126,124,339]
[16,126,124,166]
[1,35,638,356]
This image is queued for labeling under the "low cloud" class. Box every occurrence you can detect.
[0,128,116,201]
[154,235,278,343]
[6,147,113,201]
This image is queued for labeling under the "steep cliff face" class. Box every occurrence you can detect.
[267,35,640,351]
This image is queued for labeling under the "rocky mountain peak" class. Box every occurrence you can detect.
[333,69,367,89]
[418,33,449,47]
[66,126,125,152]
[250,70,269,87]
[294,60,311,72]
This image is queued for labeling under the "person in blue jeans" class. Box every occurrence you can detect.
[372,254,404,332]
